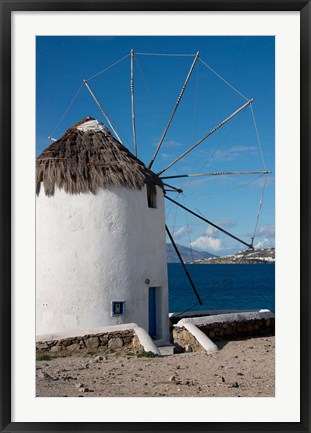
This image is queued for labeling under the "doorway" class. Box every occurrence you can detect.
[148,287,160,338]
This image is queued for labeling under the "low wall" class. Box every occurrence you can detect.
[172,328,206,353]
[173,311,275,352]
[36,329,142,354]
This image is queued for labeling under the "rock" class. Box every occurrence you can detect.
[36,342,48,350]
[225,327,233,336]
[59,339,72,347]
[209,331,215,338]
[230,382,239,388]
[38,371,58,381]
[75,383,84,388]
[123,336,132,345]
[99,334,109,345]
[66,343,81,352]
[182,330,191,342]
[94,355,103,363]
[85,336,100,350]
[108,337,123,349]
[79,387,89,393]
[132,335,141,349]
[49,345,61,353]
[169,375,176,382]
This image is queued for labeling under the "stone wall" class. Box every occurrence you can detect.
[173,317,275,352]
[36,329,143,354]
[172,328,206,353]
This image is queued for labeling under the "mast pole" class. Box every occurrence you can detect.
[158,98,254,176]
[165,225,203,305]
[148,51,200,169]
[83,79,123,144]
[162,182,183,193]
[165,195,253,250]
[130,49,137,156]
[161,170,272,180]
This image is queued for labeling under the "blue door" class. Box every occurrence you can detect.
[148,287,157,338]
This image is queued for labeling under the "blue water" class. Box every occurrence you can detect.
[168,264,275,314]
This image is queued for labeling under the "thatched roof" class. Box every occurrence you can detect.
[36,117,163,196]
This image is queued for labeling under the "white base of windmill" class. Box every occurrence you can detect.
[36,185,170,347]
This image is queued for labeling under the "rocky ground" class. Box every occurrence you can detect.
[36,335,274,398]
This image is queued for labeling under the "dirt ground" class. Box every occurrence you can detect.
[36,335,275,398]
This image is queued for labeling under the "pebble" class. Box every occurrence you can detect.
[94,356,103,363]
[38,371,58,381]
[79,387,89,393]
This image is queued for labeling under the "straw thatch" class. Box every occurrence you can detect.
[36,117,163,196]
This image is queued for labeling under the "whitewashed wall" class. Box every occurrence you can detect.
[36,185,169,346]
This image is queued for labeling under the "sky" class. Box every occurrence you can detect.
[36,36,275,256]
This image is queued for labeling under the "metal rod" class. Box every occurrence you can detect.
[161,170,272,180]
[83,79,123,144]
[148,51,200,169]
[157,98,254,175]
[165,225,203,305]
[162,182,183,193]
[130,49,137,156]
[165,195,253,250]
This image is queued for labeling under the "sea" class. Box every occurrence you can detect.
[168,263,275,314]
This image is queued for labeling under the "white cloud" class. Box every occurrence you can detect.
[173,226,188,240]
[254,238,274,249]
[190,221,237,252]
[160,152,170,159]
[216,219,236,229]
[191,235,222,251]
[163,139,183,148]
[214,145,258,161]
[256,224,275,237]
[152,139,183,148]
[204,226,217,236]
[249,224,275,240]
[191,225,222,251]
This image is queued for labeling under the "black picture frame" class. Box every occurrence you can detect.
[1,1,310,432]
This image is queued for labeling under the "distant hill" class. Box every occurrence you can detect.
[166,243,217,263]
[192,248,275,264]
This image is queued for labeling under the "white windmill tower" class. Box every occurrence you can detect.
[36,117,170,346]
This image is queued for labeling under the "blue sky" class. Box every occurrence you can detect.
[36,36,275,256]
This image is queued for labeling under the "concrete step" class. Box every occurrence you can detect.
[158,345,175,356]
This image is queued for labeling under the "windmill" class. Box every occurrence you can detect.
[36,49,271,345]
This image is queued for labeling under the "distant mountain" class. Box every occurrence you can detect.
[166,243,217,263]
[192,248,275,264]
